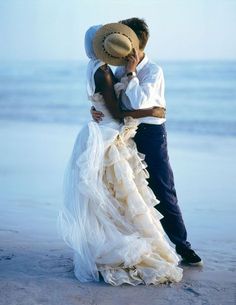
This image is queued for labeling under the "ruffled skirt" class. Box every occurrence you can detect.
[57,118,183,285]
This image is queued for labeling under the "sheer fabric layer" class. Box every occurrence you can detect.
[58,96,182,286]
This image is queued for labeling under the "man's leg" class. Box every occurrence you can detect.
[134,123,191,250]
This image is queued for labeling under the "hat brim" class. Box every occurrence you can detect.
[93,23,139,66]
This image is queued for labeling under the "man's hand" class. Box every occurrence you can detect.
[90,106,104,123]
[126,48,139,73]
[152,106,166,118]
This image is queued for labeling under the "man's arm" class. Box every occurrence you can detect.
[125,49,165,110]
[122,107,165,119]
[125,68,164,109]
[91,105,165,122]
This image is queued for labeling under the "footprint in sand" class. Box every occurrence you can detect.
[0,229,19,233]
[183,284,201,297]
[0,253,15,261]
[38,255,73,274]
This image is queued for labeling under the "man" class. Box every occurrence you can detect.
[92,18,202,265]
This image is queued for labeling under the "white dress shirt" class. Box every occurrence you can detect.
[115,54,166,125]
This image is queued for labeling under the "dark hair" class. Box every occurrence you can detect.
[119,17,149,50]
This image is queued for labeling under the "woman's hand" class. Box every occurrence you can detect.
[151,106,166,118]
[90,106,104,123]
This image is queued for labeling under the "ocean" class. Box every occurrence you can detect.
[0,60,235,136]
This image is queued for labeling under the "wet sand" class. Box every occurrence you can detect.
[0,121,235,305]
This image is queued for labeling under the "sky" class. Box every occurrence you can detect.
[0,0,236,61]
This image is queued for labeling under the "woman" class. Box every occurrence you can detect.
[57,24,183,286]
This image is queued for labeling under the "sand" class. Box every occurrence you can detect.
[0,120,235,305]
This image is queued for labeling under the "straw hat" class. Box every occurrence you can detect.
[93,23,139,66]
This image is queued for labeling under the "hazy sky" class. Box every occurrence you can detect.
[0,0,236,61]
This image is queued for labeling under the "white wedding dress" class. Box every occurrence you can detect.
[57,91,183,286]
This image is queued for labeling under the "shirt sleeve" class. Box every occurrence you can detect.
[125,66,165,109]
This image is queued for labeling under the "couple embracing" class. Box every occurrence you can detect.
[58,17,202,286]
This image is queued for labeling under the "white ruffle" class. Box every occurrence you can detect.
[58,114,183,286]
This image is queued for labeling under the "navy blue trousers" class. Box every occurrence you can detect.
[134,123,191,250]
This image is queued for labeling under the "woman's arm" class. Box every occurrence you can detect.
[94,66,123,120]
[94,66,165,120]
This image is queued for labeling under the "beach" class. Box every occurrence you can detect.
[0,119,235,305]
[1,0,236,299]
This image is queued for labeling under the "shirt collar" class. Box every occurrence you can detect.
[136,53,148,73]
